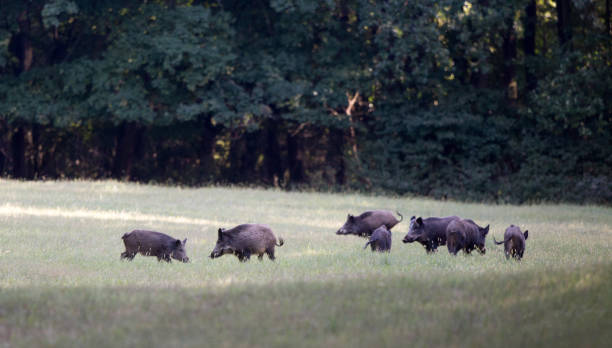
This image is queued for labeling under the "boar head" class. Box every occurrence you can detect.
[210,228,235,258]
[171,239,189,262]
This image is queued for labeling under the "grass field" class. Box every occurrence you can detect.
[0,180,610,347]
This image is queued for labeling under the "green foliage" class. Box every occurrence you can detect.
[0,0,609,203]
[41,0,79,29]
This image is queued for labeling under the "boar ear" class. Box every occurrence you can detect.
[175,239,182,247]
[523,230,528,240]
[218,228,223,239]
[183,238,187,245]
[410,216,416,221]
[482,225,490,235]
[416,217,423,225]
[348,214,354,221]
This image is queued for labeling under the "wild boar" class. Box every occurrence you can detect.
[209,224,284,262]
[494,225,528,260]
[336,210,403,237]
[363,225,392,252]
[402,216,460,253]
[445,219,489,255]
[121,230,189,262]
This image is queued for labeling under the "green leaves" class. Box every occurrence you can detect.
[41,0,79,28]
[0,0,608,202]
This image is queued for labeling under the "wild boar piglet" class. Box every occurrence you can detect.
[363,225,392,252]
[494,225,528,260]
[121,230,189,263]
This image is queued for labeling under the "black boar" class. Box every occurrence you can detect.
[494,225,528,260]
[445,219,489,255]
[209,224,284,262]
[336,210,403,237]
[363,225,392,252]
[402,216,460,253]
[121,230,189,262]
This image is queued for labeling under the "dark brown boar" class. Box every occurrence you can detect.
[209,224,284,262]
[402,216,460,253]
[445,219,489,255]
[494,225,528,260]
[121,230,189,262]
[336,210,403,237]
[363,225,392,252]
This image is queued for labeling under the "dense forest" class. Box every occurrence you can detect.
[0,0,610,203]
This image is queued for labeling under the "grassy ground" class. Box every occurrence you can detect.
[0,180,610,347]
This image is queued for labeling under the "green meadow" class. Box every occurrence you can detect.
[0,180,610,347]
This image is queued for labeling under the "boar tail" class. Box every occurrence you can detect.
[493,237,506,245]
[363,241,372,249]
[396,211,403,222]
[276,237,284,247]
[121,232,130,240]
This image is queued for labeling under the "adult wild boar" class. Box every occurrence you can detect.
[363,225,392,252]
[494,225,528,260]
[209,224,284,262]
[445,219,489,255]
[336,210,403,237]
[121,230,189,262]
[402,216,460,253]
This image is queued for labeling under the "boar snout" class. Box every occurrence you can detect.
[402,235,416,243]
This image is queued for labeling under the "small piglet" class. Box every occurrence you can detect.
[121,230,189,263]
[494,225,528,260]
[363,225,392,252]
[210,224,284,262]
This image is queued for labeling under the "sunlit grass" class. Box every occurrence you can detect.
[0,179,610,347]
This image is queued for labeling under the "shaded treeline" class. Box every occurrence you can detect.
[0,0,610,203]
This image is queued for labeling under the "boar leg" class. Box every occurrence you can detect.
[238,250,251,262]
[258,254,264,261]
[426,240,438,253]
[121,251,136,261]
[447,240,460,256]
[266,248,276,261]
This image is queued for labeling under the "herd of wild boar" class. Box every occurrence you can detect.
[120,209,529,263]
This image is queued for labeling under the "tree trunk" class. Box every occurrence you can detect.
[327,128,345,185]
[30,124,42,179]
[606,0,610,37]
[502,16,517,101]
[199,117,218,180]
[524,0,537,92]
[228,133,246,183]
[287,131,304,184]
[242,130,260,182]
[112,122,141,180]
[11,127,26,178]
[556,0,572,48]
[264,119,282,186]
[0,120,7,176]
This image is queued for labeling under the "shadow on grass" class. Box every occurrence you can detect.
[1,264,611,348]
